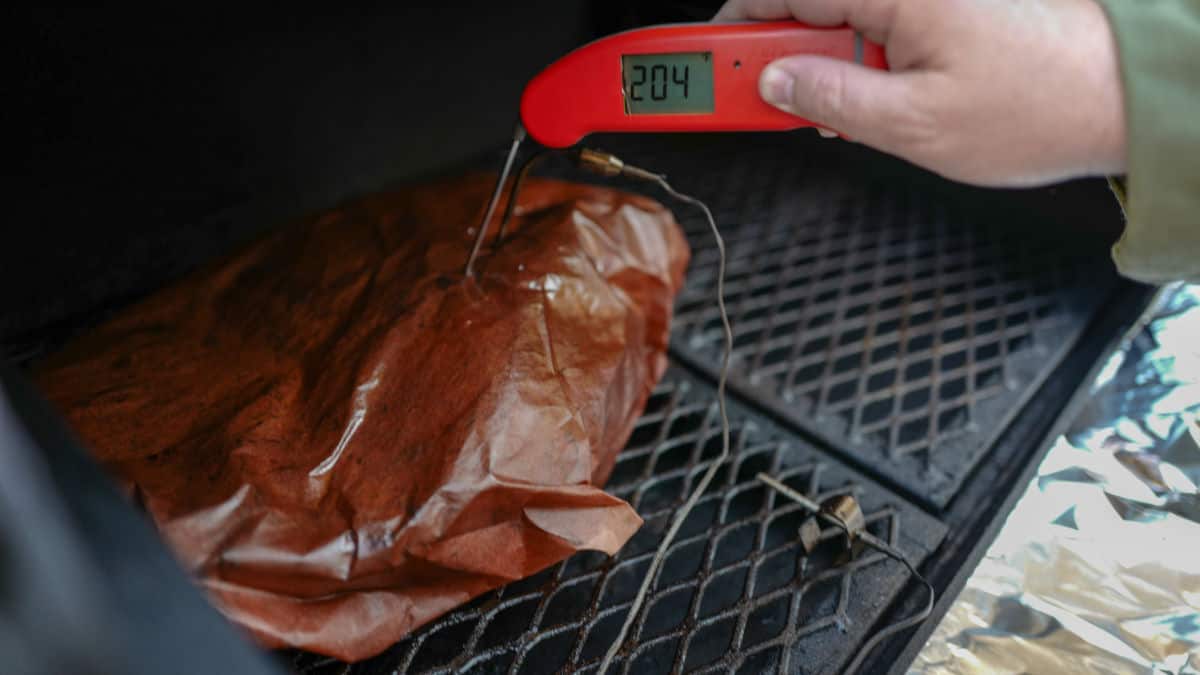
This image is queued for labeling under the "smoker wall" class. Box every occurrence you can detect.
[11,3,603,346]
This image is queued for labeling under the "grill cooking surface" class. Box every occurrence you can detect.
[591,134,1117,507]
[284,133,1124,673]
[288,368,945,675]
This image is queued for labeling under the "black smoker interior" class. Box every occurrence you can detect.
[8,4,1153,674]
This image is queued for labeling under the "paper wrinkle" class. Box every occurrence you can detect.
[912,285,1200,675]
[34,174,689,661]
[310,363,384,479]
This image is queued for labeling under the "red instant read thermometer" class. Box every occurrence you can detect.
[521,20,886,148]
[464,21,887,275]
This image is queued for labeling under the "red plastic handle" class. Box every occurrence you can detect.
[519,21,887,148]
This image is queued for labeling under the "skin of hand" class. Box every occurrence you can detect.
[714,0,1127,187]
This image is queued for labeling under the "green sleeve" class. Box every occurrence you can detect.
[1093,0,1200,284]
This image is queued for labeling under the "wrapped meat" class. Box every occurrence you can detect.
[34,174,690,661]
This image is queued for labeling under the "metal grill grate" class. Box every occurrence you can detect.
[586,134,1117,507]
[287,368,944,675]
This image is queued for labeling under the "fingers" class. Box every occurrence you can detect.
[714,0,899,45]
[714,0,929,157]
[715,0,802,22]
[759,55,929,156]
[716,0,850,23]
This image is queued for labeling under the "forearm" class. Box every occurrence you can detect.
[1094,0,1200,284]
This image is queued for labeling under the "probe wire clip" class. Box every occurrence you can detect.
[755,473,937,674]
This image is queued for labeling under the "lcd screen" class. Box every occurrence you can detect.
[621,52,714,115]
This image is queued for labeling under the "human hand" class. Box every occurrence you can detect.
[714,0,1127,187]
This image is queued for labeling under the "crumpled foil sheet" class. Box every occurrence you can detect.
[912,284,1200,675]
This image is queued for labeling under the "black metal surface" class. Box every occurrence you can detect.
[6,129,1143,675]
[872,281,1156,675]
[11,7,1150,673]
[287,367,945,675]
[579,133,1119,508]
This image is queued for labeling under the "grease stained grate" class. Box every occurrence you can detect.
[288,368,945,675]
[587,134,1116,507]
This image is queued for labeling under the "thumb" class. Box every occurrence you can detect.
[760,56,924,154]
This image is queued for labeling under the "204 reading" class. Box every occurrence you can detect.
[621,52,714,115]
[628,63,689,101]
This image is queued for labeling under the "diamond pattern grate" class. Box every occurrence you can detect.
[285,132,1116,672]
[287,368,945,675]
[586,134,1117,507]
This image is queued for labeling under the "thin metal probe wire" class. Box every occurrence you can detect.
[755,472,821,512]
[755,473,936,674]
[843,543,935,674]
[597,173,733,675]
[496,149,552,241]
[464,126,526,278]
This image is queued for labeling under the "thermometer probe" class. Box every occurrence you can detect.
[460,23,912,674]
[465,21,887,276]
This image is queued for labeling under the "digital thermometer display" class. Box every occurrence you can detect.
[519,22,887,147]
[621,52,714,115]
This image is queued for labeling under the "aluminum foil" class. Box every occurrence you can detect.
[912,284,1200,675]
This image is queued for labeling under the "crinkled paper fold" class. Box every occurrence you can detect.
[35,174,690,661]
